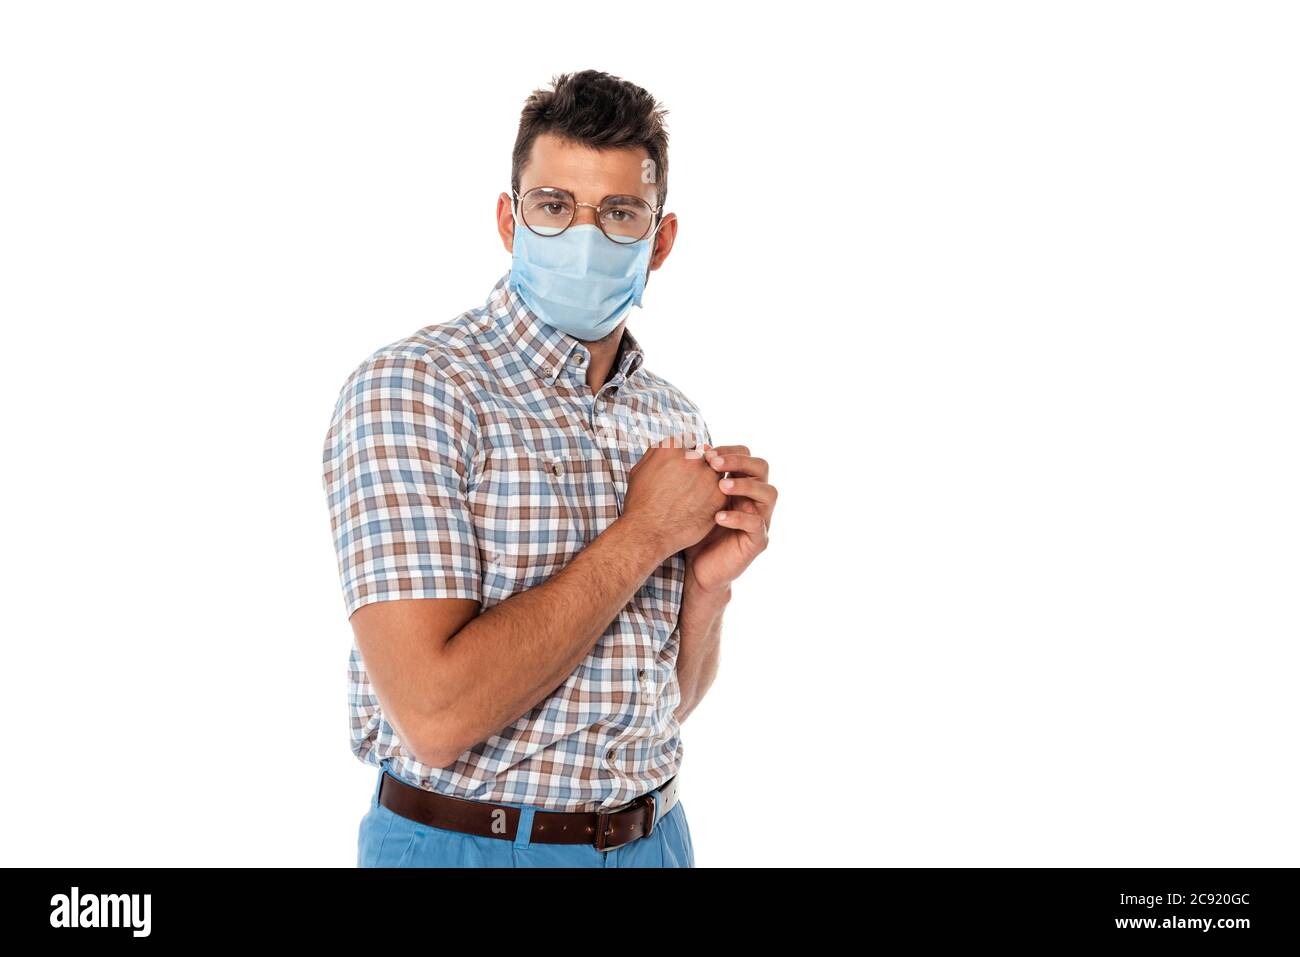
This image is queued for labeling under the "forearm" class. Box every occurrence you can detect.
[429,515,668,761]
[673,574,731,725]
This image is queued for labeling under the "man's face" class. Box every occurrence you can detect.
[497,132,677,273]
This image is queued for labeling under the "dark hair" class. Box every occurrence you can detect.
[512,70,669,208]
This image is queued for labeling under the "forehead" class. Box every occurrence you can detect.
[521,132,655,204]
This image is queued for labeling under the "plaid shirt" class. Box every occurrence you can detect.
[321,271,711,811]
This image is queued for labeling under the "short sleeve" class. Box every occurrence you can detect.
[321,351,482,617]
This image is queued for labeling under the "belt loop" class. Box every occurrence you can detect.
[648,785,665,835]
[372,760,389,809]
[513,805,536,849]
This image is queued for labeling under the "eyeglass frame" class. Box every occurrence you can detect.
[511,186,665,245]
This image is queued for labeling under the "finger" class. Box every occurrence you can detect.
[706,451,769,481]
[716,476,777,524]
[715,507,768,549]
[685,440,709,460]
[733,497,767,527]
[705,444,750,458]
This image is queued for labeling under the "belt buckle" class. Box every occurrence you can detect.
[593,793,657,852]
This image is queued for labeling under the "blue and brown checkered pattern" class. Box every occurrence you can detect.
[321,271,710,811]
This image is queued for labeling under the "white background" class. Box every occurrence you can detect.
[2,2,1296,867]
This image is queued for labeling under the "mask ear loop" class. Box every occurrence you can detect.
[509,191,521,242]
[642,210,666,286]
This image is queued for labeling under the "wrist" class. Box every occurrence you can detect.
[611,511,675,569]
[684,563,733,606]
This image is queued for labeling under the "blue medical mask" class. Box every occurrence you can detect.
[509,222,653,341]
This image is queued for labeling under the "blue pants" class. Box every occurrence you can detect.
[357,762,696,867]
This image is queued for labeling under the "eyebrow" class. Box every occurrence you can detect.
[601,194,651,207]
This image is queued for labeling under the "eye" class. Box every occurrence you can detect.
[602,208,646,225]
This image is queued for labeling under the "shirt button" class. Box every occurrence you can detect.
[573,353,585,365]
[550,460,564,476]
[606,749,615,760]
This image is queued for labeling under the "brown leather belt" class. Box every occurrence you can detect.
[378,770,680,852]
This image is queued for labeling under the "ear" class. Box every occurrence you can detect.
[496,192,516,253]
[649,211,677,271]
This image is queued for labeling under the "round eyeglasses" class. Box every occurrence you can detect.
[512,186,662,244]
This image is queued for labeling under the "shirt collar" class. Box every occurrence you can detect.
[485,271,645,386]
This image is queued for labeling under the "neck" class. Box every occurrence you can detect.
[582,322,626,395]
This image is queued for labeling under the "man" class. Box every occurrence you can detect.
[320,70,776,867]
